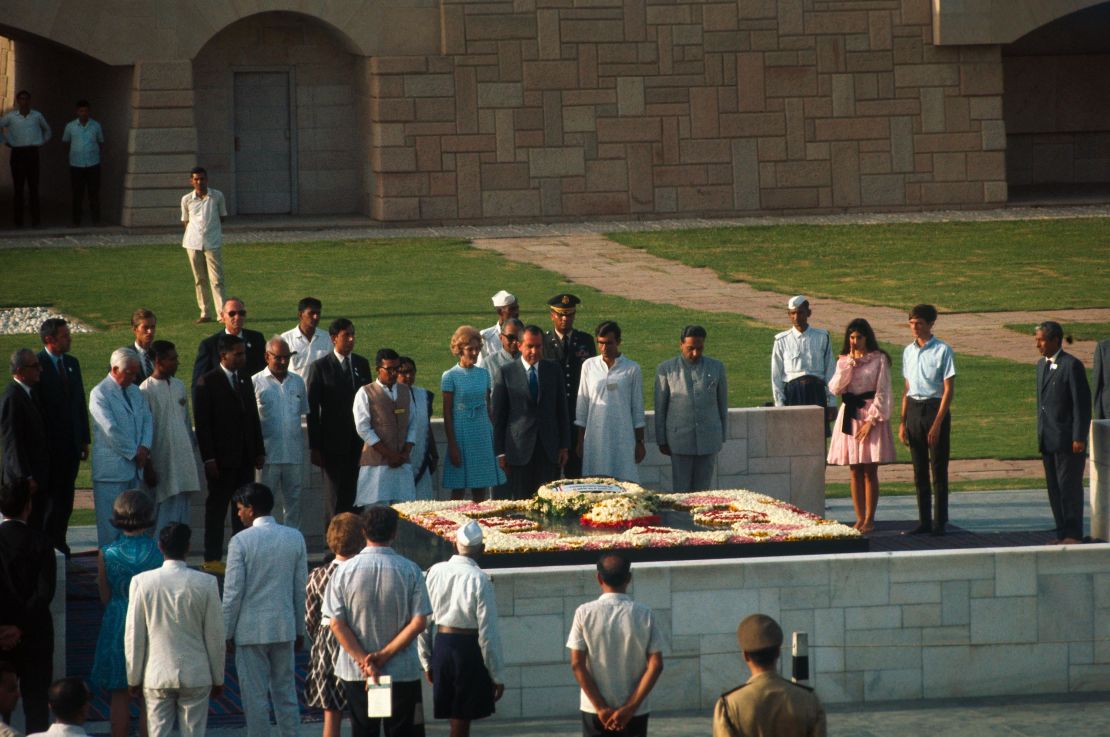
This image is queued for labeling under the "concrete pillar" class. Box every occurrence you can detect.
[121,60,198,227]
[1090,420,1110,541]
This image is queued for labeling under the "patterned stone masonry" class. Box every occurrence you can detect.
[368,0,1008,222]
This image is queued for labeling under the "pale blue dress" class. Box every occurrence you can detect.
[90,534,163,691]
[440,364,506,490]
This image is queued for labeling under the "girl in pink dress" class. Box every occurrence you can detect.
[827,318,896,533]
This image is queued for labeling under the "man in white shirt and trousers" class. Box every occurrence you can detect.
[477,291,519,368]
[420,521,505,735]
[139,340,201,533]
[568,552,665,737]
[126,523,225,737]
[281,297,331,379]
[771,295,836,437]
[181,167,227,325]
[222,483,308,737]
[253,338,309,529]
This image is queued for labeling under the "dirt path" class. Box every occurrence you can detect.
[471,233,1107,366]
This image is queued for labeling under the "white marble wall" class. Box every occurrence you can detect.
[484,544,1110,718]
[1090,420,1110,540]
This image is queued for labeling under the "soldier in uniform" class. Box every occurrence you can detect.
[771,295,836,437]
[542,293,596,479]
[713,614,825,737]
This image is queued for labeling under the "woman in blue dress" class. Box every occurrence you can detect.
[441,325,505,501]
[91,490,163,737]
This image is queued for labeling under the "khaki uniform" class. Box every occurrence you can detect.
[713,671,826,737]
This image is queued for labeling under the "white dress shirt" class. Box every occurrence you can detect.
[252,368,309,465]
[418,555,505,683]
[281,325,332,378]
[25,725,88,737]
[180,188,227,251]
[0,108,51,146]
[771,325,836,406]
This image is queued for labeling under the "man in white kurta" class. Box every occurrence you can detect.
[139,341,201,533]
[252,338,309,529]
[575,323,646,483]
[476,290,518,368]
[354,350,418,506]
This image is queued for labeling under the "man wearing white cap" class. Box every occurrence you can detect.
[477,291,519,368]
[419,521,505,735]
[771,296,836,436]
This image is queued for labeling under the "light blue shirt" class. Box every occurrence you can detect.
[0,108,51,147]
[902,336,956,400]
[62,118,104,167]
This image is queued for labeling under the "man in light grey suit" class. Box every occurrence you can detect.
[492,325,571,500]
[90,347,153,547]
[126,523,225,737]
[654,325,729,492]
[222,483,307,737]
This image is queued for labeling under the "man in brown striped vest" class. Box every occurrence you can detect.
[353,348,418,507]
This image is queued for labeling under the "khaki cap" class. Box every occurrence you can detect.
[737,613,783,651]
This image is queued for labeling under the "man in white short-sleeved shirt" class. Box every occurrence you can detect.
[181,167,228,324]
[61,99,104,226]
[567,553,666,737]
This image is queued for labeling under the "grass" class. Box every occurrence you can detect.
[826,477,1046,498]
[1004,322,1110,343]
[609,218,1110,313]
[0,236,1046,487]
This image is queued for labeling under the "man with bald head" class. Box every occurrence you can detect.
[192,296,266,392]
[252,337,309,529]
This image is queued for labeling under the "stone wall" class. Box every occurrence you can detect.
[486,545,1110,717]
[367,0,1009,222]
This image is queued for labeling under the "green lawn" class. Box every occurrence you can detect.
[0,237,1044,485]
[609,218,1110,313]
[826,477,1046,498]
[1004,322,1110,343]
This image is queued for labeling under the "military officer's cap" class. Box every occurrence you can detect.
[547,293,581,314]
[737,613,783,652]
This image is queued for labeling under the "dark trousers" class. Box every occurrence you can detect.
[506,442,560,500]
[784,376,831,437]
[40,453,80,556]
[203,465,250,561]
[905,398,950,527]
[10,146,40,226]
[322,452,360,517]
[9,637,52,733]
[342,678,425,737]
[581,712,649,737]
[1043,450,1086,540]
[70,164,101,225]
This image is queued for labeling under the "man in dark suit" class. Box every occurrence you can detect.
[494,325,570,499]
[0,479,57,733]
[542,293,595,479]
[193,334,265,572]
[131,307,157,384]
[35,318,89,557]
[1,349,49,492]
[1094,337,1110,421]
[1035,321,1092,544]
[306,318,370,526]
[191,296,265,391]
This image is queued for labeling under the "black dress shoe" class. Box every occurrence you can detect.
[930,524,946,537]
[902,524,932,535]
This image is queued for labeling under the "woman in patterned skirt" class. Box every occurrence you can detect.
[304,512,365,737]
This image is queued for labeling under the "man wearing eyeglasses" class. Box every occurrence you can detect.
[192,297,266,392]
[252,338,309,530]
[484,318,524,382]
[477,290,519,368]
[353,348,418,507]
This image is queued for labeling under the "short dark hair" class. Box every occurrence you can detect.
[159,523,191,560]
[398,355,416,371]
[329,318,354,337]
[9,347,35,375]
[745,646,780,668]
[597,552,631,588]
[15,90,29,99]
[47,677,90,723]
[297,297,322,314]
[150,340,176,361]
[131,308,156,327]
[233,483,274,516]
[376,348,400,366]
[190,166,207,177]
[908,304,937,323]
[0,480,31,518]
[110,490,155,531]
[76,99,90,108]
[217,333,244,356]
[362,505,399,543]
[596,320,622,341]
[39,317,68,344]
[0,660,16,681]
[522,324,544,338]
[681,324,707,340]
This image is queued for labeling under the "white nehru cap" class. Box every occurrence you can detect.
[787,295,809,310]
[492,290,517,307]
[457,520,484,546]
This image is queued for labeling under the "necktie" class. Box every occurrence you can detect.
[229,371,238,393]
[122,386,132,409]
[528,364,539,400]
[56,356,68,385]
[345,358,355,388]
[144,352,153,377]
